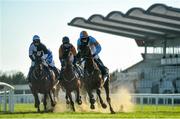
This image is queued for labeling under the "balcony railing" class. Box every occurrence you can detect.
[161,57,180,65]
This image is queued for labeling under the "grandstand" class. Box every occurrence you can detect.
[68,4,180,94]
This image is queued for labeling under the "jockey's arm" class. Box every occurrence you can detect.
[58,45,63,63]
[71,45,77,64]
[29,43,36,61]
[77,39,81,52]
[90,36,102,55]
[29,55,35,61]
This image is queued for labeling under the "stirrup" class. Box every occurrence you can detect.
[103,74,109,82]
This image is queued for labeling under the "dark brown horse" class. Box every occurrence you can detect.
[29,57,58,112]
[78,45,115,114]
[59,51,82,111]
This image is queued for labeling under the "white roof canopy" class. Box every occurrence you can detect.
[68,4,180,47]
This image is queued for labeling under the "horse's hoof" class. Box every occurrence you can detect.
[111,111,116,114]
[44,108,48,112]
[90,98,95,104]
[90,104,95,109]
[47,109,54,112]
[66,100,70,104]
[77,99,82,105]
[110,108,116,114]
[52,103,55,107]
[101,103,107,109]
[72,107,76,112]
[35,104,38,108]
[37,108,40,113]
[51,102,56,107]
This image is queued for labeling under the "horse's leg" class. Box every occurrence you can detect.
[43,93,48,112]
[104,79,115,114]
[55,83,61,101]
[96,88,107,109]
[33,93,40,112]
[87,88,95,109]
[65,93,70,104]
[49,91,56,107]
[51,87,55,102]
[81,89,88,104]
[67,91,75,111]
[76,81,82,105]
[75,88,82,105]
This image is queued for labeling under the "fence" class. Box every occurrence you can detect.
[131,93,180,110]
[0,82,14,112]
[131,93,180,105]
[1,93,180,112]
[7,93,180,105]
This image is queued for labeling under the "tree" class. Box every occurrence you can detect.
[0,71,27,85]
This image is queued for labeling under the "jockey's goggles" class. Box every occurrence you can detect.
[33,40,40,45]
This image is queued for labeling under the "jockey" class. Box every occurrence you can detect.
[28,35,59,82]
[77,31,109,82]
[58,36,82,79]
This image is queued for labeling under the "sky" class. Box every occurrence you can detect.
[0,0,180,75]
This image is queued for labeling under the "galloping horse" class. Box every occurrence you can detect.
[59,50,82,111]
[78,45,115,114]
[29,56,58,112]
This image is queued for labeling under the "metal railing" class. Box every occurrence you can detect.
[0,82,14,112]
[4,93,180,105]
[161,57,180,65]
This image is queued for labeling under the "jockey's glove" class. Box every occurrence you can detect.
[73,56,77,64]
[41,54,48,60]
[92,53,97,58]
[29,55,35,61]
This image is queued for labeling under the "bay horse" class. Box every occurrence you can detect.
[29,56,58,112]
[59,50,82,111]
[78,45,115,114]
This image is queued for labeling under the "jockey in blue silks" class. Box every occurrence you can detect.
[27,35,59,82]
[77,31,109,82]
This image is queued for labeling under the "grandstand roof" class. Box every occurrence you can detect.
[68,4,180,47]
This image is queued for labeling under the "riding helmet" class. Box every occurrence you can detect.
[80,31,88,39]
[62,36,70,44]
[32,35,40,42]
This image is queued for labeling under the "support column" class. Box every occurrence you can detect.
[163,40,167,57]
[144,42,147,59]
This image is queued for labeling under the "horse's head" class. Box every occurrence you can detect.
[34,52,45,76]
[78,45,97,73]
[79,45,92,59]
[62,44,73,68]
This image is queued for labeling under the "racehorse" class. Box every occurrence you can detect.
[59,50,82,111]
[29,55,58,112]
[78,45,115,114]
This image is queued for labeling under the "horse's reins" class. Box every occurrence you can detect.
[63,74,76,82]
[62,64,77,82]
[83,56,97,77]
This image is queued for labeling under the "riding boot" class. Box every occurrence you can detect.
[44,66,52,80]
[52,66,60,79]
[58,67,64,81]
[94,58,109,82]
[27,66,34,83]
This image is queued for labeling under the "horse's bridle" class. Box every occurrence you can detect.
[62,51,78,82]
[33,61,48,81]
